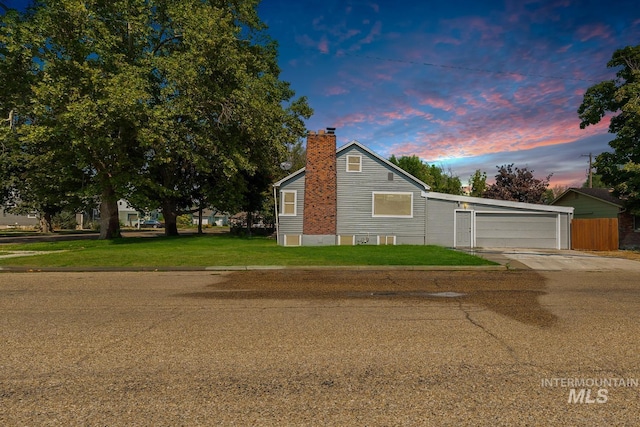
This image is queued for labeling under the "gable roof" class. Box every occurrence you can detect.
[273,140,431,190]
[552,187,622,208]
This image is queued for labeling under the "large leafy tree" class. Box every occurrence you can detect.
[578,45,640,213]
[483,164,551,204]
[1,0,310,238]
[388,154,462,195]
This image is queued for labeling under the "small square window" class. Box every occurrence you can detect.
[284,235,301,246]
[338,235,355,245]
[379,236,396,245]
[346,155,362,172]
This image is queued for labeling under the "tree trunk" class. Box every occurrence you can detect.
[99,185,121,239]
[40,212,53,233]
[246,211,253,237]
[197,207,203,234]
[162,200,179,236]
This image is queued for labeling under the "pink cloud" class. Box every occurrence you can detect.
[318,36,329,54]
[326,86,349,96]
[389,114,610,162]
[576,23,612,42]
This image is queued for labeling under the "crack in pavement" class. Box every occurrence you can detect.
[457,300,520,364]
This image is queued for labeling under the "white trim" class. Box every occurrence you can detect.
[377,235,396,245]
[280,190,297,216]
[346,155,362,172]
[453,209,474,249]
[425,191,574,213]
[372,191,413,218]
[557,213,561,250]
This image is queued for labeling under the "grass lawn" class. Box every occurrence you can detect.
[0,234,496,268]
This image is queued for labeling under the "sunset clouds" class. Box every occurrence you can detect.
[260,0,639,186]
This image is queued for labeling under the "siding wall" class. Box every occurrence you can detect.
[336,146,426,245]
[553,193,618,218]
[425,199,456,246]
[0,208,39,227]
[277,174,305,240]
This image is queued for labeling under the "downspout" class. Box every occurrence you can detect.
[273,185,279,245]
[421,191,428,245]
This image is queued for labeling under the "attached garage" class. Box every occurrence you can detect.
[475,212,560,249]
[426,192,573,250]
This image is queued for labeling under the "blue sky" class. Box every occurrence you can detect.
[4,0,639,187]
[258,0,640,187]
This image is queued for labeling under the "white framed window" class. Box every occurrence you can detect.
[372,192,413,218]
[338,235,355,245]
[280,190,297,216]
[27,213,38,219]
[378,235,396,245]
[346,155,362,172]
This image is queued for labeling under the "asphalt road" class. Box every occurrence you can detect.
[1,268,639,426]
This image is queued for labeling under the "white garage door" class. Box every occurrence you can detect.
[475,212,559,249]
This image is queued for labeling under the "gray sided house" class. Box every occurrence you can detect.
[274,129,573,249]
[0,206,39,229]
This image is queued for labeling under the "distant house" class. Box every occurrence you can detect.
[192,209,229,227]
[117,200,141,227]
[273,128,573,249]
[552,187,640,249]
[0,206,39,229]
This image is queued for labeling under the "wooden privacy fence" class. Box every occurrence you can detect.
[572,218,619,251]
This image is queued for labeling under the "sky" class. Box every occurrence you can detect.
[3,0,638,188]
[257,0,640,187]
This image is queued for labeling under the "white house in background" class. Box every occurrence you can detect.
[273,128,573,249]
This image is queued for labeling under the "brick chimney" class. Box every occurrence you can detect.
[303,128,337,236]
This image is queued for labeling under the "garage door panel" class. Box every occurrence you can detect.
[476,213,557,249]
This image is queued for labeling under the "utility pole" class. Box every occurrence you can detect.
[581,153,593,188]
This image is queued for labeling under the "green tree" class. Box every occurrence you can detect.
[581,173,607,189]
[1,0,311,238]
[578,45,640,213]
[469,169,487,197]
[484,164,551,204]
[388,154,462,195]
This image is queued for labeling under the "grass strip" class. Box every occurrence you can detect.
[0,234,496,267]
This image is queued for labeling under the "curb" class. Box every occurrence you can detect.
[0,264,507,273]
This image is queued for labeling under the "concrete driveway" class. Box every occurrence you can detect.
[470,248,640,271]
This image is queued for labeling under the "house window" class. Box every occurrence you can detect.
[634,215,640,232]
[346,155,362,172]
[27,213,38,219]
[280,190,297,216]
[372,192,413,217]
[284,234,301,246]
[378,235,396,245]
[338,235,355,245]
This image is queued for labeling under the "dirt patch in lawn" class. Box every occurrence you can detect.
[177,269,555,328]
